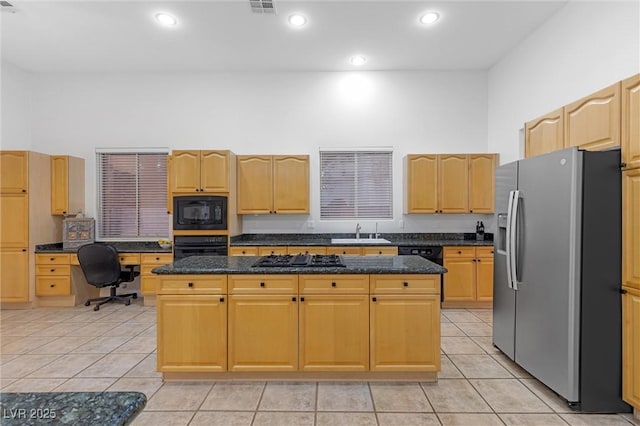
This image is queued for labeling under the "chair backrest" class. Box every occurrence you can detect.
[77,243,122,286]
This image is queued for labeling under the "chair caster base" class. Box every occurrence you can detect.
[85,301,90,306]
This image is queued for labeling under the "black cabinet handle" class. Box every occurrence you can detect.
[292,297,296,302]
[457,251,462,254]
[621,162,628,169]
[22,189,26,193]
[331,282,336,287]
[477,259,482,262]
[621,289,628,294]
[188,282,194,287]
[50,269,55,272]
[260,282,265,287]
[372,297,377,302]
[220,297,225,302]
[50,284,55,288]
[50,257,55,261]
[403,281,409,287]
[301,297,305,302]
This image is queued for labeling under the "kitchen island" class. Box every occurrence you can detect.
[152,254,446,382]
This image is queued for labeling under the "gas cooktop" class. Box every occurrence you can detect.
[252,254,346,268]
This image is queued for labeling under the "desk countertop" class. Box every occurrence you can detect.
[35,241,172,254]
[0,391,146,425]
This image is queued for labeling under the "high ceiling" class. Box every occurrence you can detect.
[1,0,568,73]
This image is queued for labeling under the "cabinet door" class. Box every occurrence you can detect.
[525,108,564,158]
[200,150,229,192]
[0,249,29,302]
[622,287,640,407]
[299,294,369,371]
[362,246,398,256]
[623,170,640,290]
[443,256,475,301]
[157,294,227,372]
[622,74,640,170]
[476,254,494,302]
[51,156,69,215]
[565,82,621,151]
[0,151,28,193]
[370,295,440,371]
[171,150,201,192]
[0,194,28,247]
[468,154,496,214]
[237,155,273,214]
[405,155,438,213]
[273,155,309,214]
[439,155,468,213]
[228,295,298,371]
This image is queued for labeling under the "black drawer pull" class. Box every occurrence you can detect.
[220,297,225,302]
[50,269,55,272]
[403,281,409,287]
[260,282,265,287]
[292,297,296,302]
[300,297,305,302]
[188,282,194,288]
[372,297,377,302]
[50,257,55,261]
[50,284,55,288]
[331,282,336,287]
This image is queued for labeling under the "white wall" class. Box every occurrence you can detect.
[21,70,491,235]
[1,61,33,150]
[488,0,640,164]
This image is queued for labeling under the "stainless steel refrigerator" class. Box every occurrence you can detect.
[493,147,630,412]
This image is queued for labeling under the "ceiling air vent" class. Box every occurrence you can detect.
[250,0,276,14]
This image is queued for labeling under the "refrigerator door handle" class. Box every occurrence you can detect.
[510,190,521,290]
[505,190,515,289]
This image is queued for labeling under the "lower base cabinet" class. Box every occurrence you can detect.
[443,246,494,305]
[623,287,640,407]
[370,294,440,371]
[157,294,227,372]
[228,294,298,371]
[0,249,29,302]
[299,294,370,371]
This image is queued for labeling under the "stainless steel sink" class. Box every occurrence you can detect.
[330,238,391,245]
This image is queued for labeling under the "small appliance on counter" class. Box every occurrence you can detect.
[475,221,485,241]
[63,217,95,250]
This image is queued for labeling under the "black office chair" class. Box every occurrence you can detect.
[77,243,139,311]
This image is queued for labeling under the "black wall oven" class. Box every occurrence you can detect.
[173,235,228,260]
[173,195,227,231]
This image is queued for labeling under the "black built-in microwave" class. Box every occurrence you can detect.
[173,195,227,230]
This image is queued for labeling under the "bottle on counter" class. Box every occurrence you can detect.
[476,221,485,241]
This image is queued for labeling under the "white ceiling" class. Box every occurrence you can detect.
[1,0,568,73]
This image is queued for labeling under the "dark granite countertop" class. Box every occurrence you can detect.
[35,242,172,254]
[229,233,493,247]
[0,391,146,425]
[152,255,446,275]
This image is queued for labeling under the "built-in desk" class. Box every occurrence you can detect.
[34,242,172,307]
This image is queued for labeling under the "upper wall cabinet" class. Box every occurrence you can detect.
[405,154,497,214]
[564,82,621,152]
[525,108,564,158]
[0,151,28,193]
[622,74,640,171]
[237,155,309,215]
[171,150,230,193]
[51,155,85,216]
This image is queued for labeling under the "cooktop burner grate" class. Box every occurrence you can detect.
[252,254,346,267]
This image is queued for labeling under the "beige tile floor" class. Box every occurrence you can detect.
[1,302,638,426]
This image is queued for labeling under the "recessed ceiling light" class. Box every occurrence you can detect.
[288,14,307,27]
[350,55,367,66]
[420,12,440,25]
[155,13,177,27]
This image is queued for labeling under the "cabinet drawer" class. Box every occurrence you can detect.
[141,265,160,276]
[370,274,440,294]
[258,246,288,256]
[141,253,173,265]
[159,275,227,294]
[326,246,362,256]
[35,254,70,265]
[36,264,71,276]
[141,275,160,295]
[36,276,71,296]
[118,253,141,265]
[362,246,398,256]
[287,246,327,255]
[229,246,259,256]
[443,247,475,258]
[476,247,495,258]
[229,274,298,294]
[299,274,369,294]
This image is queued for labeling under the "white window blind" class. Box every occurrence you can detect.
[97,151,169,239]
[320,150,393,219]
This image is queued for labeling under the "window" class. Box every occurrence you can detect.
[320,149,393,219]
[97,150,169,239]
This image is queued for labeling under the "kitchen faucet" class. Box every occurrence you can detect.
[355,223,361,239]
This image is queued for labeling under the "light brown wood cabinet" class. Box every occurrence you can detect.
[287,246,327,255]
[50,155,85,215]
[525,108,564,158]
[564,82,621,152]
[443,246,494,306]
[35,253,71,297]
[405,154,496,214]
[623,286,640,407]
[171,150,230,193]
[622,74,640,171]
[623,169,640,291]
[0,193,29,247]
[237,155,309,214]
[228,275,298,371]
[157,293,227,373]
[140,253,173,296]
[229,246,259,256]
[0,151,28,193]
[0,248,29,302]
